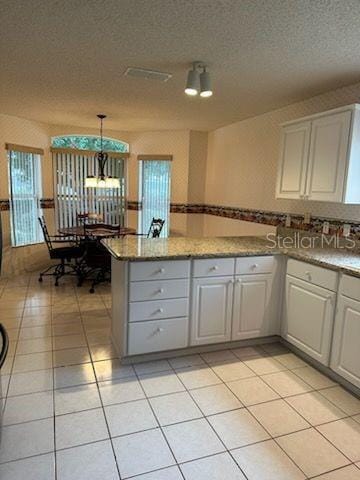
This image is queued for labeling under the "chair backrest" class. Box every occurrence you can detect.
[147,218,165,238]
[38,216,53,252]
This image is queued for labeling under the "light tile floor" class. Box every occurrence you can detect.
[0,273,360,479]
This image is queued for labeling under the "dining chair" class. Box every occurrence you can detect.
[38,217,84,286]
[130,218,165,238]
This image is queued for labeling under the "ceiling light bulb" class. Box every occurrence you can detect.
[185,68,199,96]
[200,69,212,97]
[85,176,97,188]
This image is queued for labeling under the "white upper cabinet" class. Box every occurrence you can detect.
[276,121,311,199]
[276,104,360,203]
[306,111,351,202]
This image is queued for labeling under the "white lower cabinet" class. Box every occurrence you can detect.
[330,276,360,388]
[232,274,274,340]
[282,274,336,365]
[128,317,188,355]
[191,276,233,345]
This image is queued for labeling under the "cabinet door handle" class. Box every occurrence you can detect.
[228,279,234,285]
[236,278,241,284]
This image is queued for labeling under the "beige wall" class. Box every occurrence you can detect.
[205,81,360,235]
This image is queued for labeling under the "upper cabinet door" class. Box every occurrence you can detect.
[276,121,311,199]
[306,111,351,202]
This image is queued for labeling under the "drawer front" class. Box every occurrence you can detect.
[193,258,235,278]
[339,275,360,301]
[129,279,189,302]
[130,260,190,282]
[287,258,338,291]
[236,256,274,275]
[128,317,189,355]
[129,298,188,322]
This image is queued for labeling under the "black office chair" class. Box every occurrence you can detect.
[38,217,84,286]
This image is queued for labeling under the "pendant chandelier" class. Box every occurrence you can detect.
[85,114,120,188]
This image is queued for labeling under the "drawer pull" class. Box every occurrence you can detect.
[305,271,312,280]
[156,288,164,294]
[155,327,164,334]
[210,265,219,271]
[252,263,259,269]
[155,308,164,314]
[157,268,165,274]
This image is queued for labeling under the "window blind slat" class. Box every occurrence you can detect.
[53,151,126,228]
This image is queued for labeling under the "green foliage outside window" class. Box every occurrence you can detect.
[52,135,129,152]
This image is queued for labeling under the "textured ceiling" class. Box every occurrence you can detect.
[1,0,360,131]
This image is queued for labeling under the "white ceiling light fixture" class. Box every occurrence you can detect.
[185,62,213,98]
[185,63,200,96]
[200,66,213,97]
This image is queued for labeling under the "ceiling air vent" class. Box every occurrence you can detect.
[124,67,172,82]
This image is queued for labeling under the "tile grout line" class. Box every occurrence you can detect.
[76,284,122,480]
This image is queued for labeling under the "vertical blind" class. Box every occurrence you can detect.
[52,149,127,228]
[139,159,171,237]
[7,149,43,246]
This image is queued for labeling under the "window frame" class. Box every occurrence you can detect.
[7,149,43,247]
[138,158,172,237]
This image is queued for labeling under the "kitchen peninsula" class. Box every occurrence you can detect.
[103,235,360,391]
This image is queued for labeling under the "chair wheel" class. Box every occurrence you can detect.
[38,277,43,282]
[90,288,95,294]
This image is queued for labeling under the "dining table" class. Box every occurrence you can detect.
[58,225,136,238]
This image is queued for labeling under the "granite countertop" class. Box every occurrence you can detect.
[285,248,360,278]
[102,236,280,261]
[102,235,360,278]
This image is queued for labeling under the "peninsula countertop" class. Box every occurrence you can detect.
[102,235,360,278]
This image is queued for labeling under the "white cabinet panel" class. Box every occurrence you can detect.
[235,256,274,275]
[287,258,338,291]
[283,275,335,365]
[306,111,351,202]
[130,260,190,281]
[128,317,189,355]
[232,274,273,340]
[276,121,311,199]
[129,298,188,322]
[331,295,360,388]
[193,258,235,278]
[191,276,233,345]
[129,279,189,302]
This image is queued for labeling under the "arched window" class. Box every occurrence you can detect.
[51,135,129,152]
